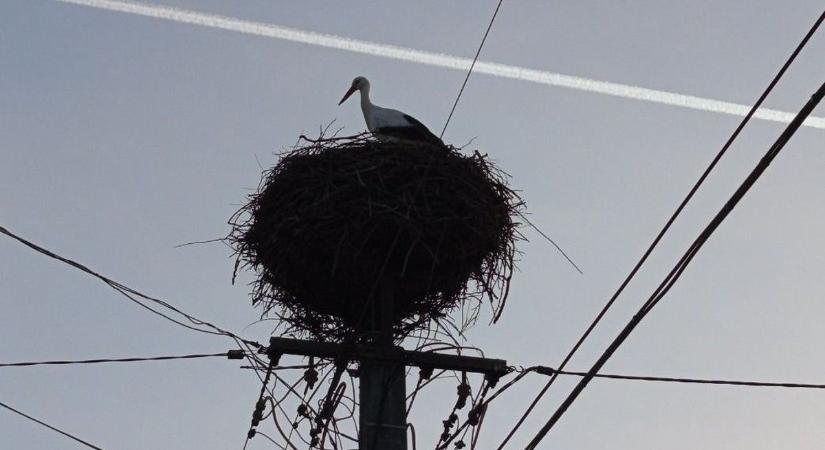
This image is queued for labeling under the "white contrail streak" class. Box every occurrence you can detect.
[56,0,825,129]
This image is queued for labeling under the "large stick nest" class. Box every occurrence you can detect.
[230,134,523,342]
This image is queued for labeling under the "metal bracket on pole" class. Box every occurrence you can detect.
[267,336,508,378]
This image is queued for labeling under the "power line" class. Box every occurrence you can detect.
[0,224,260,349]
[432,354,825,449]
[11,346,822,391]
[0,220,273,450]
[498,10,825,449]
[0,399,105,450]
[437,0,584,275]
[0,351,245,368]
[533,366,825,390]
[440,0,504,138]
[526,79,825,449]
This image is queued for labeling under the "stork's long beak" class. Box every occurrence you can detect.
[338,85,357,105]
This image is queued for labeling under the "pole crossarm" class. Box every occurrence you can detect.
[267,337,508,378]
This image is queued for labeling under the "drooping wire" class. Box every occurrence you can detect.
[0,223,272,450]
[497,10,825,449]
[525,79,825,449]
[440,0,504,139]
[0,224,260,349]
[0,399,105,450]
[436,370,521,449]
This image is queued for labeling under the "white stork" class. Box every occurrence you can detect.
[338,76,443,145]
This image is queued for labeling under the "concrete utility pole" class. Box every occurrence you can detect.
[359,356,407,449]
[267,337,507,449]
[359,284,408,450]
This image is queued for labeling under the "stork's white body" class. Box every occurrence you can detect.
[339,76,443,145]
[360,100,408,134]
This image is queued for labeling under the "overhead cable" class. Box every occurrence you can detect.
[499,10,825,448]
[440,0,504,138]
[0,399,105,450]
[526,78,825,449]
[0,351,244,368]
[0,224,260,348]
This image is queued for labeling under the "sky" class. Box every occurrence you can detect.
[2,1,825,449]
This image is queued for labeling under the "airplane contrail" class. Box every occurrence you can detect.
[56,0,825,130]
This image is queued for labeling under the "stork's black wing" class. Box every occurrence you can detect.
[375,114,443,145]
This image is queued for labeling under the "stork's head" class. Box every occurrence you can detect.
[338,76,370,105]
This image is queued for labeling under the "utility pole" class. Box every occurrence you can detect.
[359,352,407,449]
[267,337,507,449]
[358,281,407,449]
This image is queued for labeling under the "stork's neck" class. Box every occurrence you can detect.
[359,85,373,115]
